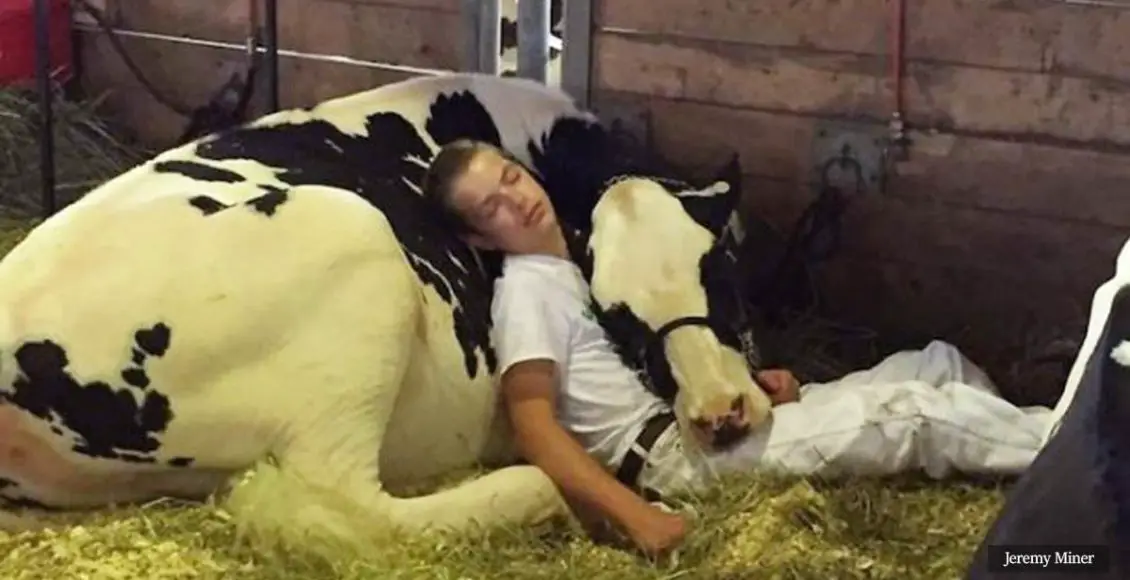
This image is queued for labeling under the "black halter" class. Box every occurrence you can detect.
[646,315,769,398]
[559,191,766,401]
[648,316,713,360]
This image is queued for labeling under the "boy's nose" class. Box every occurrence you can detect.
[509,193,527,208]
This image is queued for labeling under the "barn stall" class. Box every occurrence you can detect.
[0,0,1125,577]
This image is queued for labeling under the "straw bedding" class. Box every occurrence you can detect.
[0,87,1006,579]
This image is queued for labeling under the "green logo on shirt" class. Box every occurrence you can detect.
[582,297,598,322]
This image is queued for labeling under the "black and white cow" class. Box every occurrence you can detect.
[499,0,564,84]
[0,73,771,559]
[967,240,1130,579]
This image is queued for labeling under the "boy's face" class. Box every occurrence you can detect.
[448,148,561,254]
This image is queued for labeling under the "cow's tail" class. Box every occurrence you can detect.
[221,458,573,564]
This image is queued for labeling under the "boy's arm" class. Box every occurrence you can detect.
[490,274,684,551]
[501,358,659,533]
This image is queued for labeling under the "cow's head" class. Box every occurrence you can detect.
[567,157,773,452]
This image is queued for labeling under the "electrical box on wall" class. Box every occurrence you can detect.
[809,120,890,196]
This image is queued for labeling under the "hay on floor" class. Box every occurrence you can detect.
[0,470,1004,580]
[0,92,1006,579]
[0,468,1011,580]
[0,210,1007,579]
[0,86,152,219]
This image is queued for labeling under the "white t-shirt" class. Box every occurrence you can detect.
[491,254,670,469]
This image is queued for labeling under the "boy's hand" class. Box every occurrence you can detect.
[622,503,689,558]
[756,369,800,405]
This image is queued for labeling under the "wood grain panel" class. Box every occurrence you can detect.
[594,33,1130,146]
[733,174,1126,293]
[79,31,420,146]
[731,174,1097,405]
[113,0,249,42]
[593,91,1130,227]
[79,31,253,145]
[345,0,458,12]
[597,0,1130,80]
[111,0,461,69]
[276,0,462,69]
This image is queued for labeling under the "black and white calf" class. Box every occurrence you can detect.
[0,73,769,558]
[499,0,564,84]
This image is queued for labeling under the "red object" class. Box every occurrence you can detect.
[0,0,74,86]
[888,0,906,119]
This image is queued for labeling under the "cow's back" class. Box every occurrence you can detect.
[0,74,604,527]
[0,166,413,475]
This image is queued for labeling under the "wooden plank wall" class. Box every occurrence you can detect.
[78,0,461,145]
[592,0,1130,402]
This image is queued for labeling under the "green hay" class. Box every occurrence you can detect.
[0,86,152,218]
[0,470,1005,580]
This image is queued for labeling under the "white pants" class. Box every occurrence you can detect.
[637,340,1055,498]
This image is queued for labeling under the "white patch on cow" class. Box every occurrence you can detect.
[1111,340,1130,368]
[673,180,730,198]
[324,138,345,155]
[725,211,746,247]
[1044,234,1130,446]
[588,179,772,449]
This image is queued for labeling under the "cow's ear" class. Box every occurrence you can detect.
[709,153,742,197]
[679,154,741,236]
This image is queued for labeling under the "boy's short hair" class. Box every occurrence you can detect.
[421,139,494,236]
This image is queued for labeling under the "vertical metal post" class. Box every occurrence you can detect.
[561,0,592,107]
[263,0,280,111]
[34,0,56,217]
[462,0,500,74]
[517,0,550,82]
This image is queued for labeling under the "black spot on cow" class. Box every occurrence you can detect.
[0,323,183,467]
[134,323,171,357]
[499,18,559,59]
[0,477,50,512]
[121,367,150,389]
[189,195,232,216]
[0,492,57,511]
[245,185,289,217]
[500,17,518,53]
[499,0,563,57]
[168,456,195,467]
[424,91,503,149]
[155,160,245,183]
[187,92,516,378]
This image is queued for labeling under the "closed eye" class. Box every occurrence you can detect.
[477,196,501,220]
[501,163,520,185]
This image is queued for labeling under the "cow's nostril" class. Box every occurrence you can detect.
[730,395,744,413]
[712,422,750,450]
[691,417,712,430]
